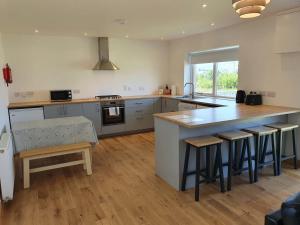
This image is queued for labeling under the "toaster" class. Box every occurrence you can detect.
[245,92,262,105]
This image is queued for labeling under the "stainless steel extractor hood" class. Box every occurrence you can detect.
[93,37,119,70]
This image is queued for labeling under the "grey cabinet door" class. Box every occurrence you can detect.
[44,105,64,119]
[162,98,178,112]
[153,98,162,113]
[63,104,83,117]
[82,102,102,135]
[125,115,153,131]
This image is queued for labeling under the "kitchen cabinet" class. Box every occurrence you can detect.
[44,105,64,118]
[44,104,83,119]
[44,103,102,135]
[162,98,179,113]
[125,98,156,131]
[101,124,125,135]
[153,98,162,113]
[82,102,102,135]
[64,104,83,117]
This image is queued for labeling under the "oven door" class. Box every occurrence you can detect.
[102,106,125,126]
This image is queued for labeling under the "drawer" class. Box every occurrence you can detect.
[100,124,125,135]
[125,115,154,131]
[125,99,154,107]
[125,104,154,116]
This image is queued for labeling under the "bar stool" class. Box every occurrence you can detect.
[181,136,225,201]
[265,123,298,175]
[243,126,278,182]
[218,131,254,191]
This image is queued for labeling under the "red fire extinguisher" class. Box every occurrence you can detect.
[2,64,12,87]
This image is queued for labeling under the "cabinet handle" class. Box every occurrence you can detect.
[136,110,143,113]
[135,102,143,105]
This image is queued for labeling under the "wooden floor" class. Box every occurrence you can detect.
[1,132,300,225]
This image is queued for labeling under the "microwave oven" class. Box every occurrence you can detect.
[50,90,72,101]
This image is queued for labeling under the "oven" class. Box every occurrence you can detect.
[101,101,125,126]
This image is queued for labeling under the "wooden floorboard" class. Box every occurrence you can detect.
[1,132,300,225]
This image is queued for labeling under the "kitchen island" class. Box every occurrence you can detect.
[154,103,300,190]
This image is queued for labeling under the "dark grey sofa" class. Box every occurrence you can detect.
[265,193,300,225]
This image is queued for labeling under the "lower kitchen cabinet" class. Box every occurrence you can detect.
[64,104,83,117]
[125,115,153,131]
[101,124,125,135]
[44,104,83,118]
[82,102,102,135]
[162,98,179,112]
[44,103,102,136]
[44,105,65,118]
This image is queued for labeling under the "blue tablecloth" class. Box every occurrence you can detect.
[12,116,98,153]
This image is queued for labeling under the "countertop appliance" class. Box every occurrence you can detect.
[96,95,125,126]
[245,92,262,105]
[236,90,246,103]
[50,90,72,101]
[9,107,45,125]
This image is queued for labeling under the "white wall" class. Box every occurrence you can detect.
[168,15,300,108]
[0,33,9,131]
[2,34,169,102]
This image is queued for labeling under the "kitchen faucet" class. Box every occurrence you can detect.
[184,82,195,99]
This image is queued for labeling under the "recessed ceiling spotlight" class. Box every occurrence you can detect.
[125,35,129,38]
[34,29,39,33]
[211,22,215,26]
[84,32,88,36]
[160,37,164,40]
[202,4,207,8]
[182,30,185,34]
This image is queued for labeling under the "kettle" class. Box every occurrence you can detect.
[236,90,246,103]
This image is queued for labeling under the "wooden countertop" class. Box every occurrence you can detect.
[8,95,177,109]
[154,104,300,128]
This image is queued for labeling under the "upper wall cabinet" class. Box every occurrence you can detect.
[274,10,300,53]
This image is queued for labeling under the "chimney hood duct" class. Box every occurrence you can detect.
[93,37,119,70]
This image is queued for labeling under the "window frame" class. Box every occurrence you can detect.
[191,61,239,99]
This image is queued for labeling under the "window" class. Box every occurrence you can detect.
[193,61,239,98]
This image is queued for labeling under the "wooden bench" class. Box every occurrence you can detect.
[19,142,92,189]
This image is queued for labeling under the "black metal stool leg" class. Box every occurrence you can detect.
[181,143,190,191]
[234,141,239,171]
[277,131,283,175]
[292,129,298,170]
[227,141,233,191]
[195,149,201,201]
[246,137,254,183]
[239,139,246,172]
[254,135,260,182]
[206,146,211,183]
[217,143,225,193]
[271,133,278,176]
[260,135,269,164]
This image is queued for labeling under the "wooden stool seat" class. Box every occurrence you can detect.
[20,142,92,189]
[266,123,299,132]
[243,126,277,136]
[218,131,253,141]
[185,136,223,148]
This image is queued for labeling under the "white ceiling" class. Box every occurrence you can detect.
[0,0,300,40]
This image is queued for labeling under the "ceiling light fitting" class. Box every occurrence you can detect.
[232,0,271,18]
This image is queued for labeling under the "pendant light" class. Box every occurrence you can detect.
[232,0,271,18]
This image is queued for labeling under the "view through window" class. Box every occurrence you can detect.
[193,61,239,98]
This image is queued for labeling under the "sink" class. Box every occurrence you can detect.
[176,96,207,100]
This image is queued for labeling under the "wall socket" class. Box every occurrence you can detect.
[73,89,80,94]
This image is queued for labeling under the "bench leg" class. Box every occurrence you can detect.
[82,152,87,170]
[84,149,92,175]
[23,158,30,189]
